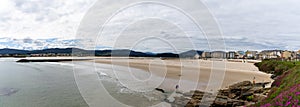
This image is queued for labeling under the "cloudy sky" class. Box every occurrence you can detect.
[0,0,299,52]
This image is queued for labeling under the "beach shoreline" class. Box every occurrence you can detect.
[91,57,273,91]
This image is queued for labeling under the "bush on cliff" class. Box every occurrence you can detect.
[254,60,300,106]
[254,60,299,76]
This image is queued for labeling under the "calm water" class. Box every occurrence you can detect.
[0,59,88,107]
[0,58,171,107]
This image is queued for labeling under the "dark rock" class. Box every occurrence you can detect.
[189,90,207,100]
[270,74,277,79]
[253,94,267,102]
[240,92,253,100]
[186,99,200,107]
[229,81,252,89]
[155,88,165,93]
[218,89,229,96]
[213,97,228,106]
[231,99,246,107]
[173,97,190,106]
[228,93,236,99]
[249,87,264,93]
[193,90,206,95]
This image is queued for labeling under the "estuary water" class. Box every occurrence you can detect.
[0,58,172,107]
[0,58,88,107]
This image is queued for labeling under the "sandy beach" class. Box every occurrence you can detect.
[92,57,273,92]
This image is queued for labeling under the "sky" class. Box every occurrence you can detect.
[0,0,299,52]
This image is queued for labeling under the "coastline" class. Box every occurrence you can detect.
[13,56,273,91]
[9,57,275,106]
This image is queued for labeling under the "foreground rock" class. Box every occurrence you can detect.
[166,81,270,107]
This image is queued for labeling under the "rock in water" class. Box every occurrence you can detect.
[0,88,19,96]
[155,88,165,93]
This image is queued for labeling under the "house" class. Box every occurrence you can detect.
[246,51,258,59]
[236,51,245,59]
[295,50,300,61]
[259,50,282,60]
[281,50,292,60]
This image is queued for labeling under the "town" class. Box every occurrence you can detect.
[200,50,300,61]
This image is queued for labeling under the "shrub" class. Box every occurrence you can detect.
[247,95,254,101]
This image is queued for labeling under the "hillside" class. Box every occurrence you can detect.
[254,60,300,106]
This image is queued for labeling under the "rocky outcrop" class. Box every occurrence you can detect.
[166,81,271,107]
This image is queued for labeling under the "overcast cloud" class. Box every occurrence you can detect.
[0,0,299,52]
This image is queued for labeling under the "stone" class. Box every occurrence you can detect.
[186,99,200,107]
[229,81,252,89]
[253,94,267,102]
[228,93,236,99]
[173,97,190,106]
[239,92,254,100]
[249,87,264,93]
[155,88,165,93]
[214,97,228,106]
[231,100,246,106]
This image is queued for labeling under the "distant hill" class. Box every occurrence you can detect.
[95,49,156,57]
[0,48,88,56]
[156,53,179,58]
[0,48,30,54]
[179,50,203,58]
[0,48,204,58]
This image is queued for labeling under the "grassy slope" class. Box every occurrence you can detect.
[254,60,300,106]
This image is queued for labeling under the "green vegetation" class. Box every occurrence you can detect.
[254,60,300,106]
[247,95,254,101]
[254,60,300,76]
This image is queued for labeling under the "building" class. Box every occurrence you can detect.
[259,50,282,60]
[236,51,245,59]
[227,51,236,59]
[211,51,226,59]
[281,50,292,60]
[246,51,258,59]
[292,50,300,61]
[202,52,212,59]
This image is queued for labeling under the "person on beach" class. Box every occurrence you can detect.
[253,77,256,86]
[175,85,179,90]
